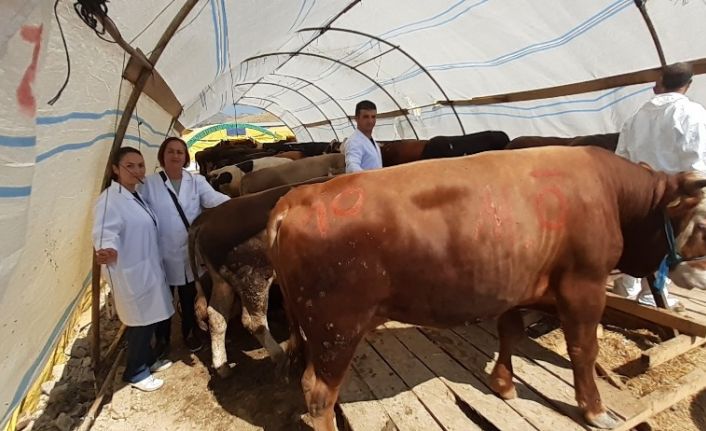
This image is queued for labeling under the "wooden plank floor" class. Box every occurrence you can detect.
[668,284,706,324]
[338,323,646,431]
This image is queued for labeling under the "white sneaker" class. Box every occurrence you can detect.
[149,359,173,373]
[131,375,163,392]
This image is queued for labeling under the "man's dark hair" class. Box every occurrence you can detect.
[661,62,693,92]
[355,100,377,117]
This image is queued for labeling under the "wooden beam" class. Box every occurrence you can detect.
[605,292,706,337]
[440,57,706,107]
[641,334,706,369]
[123,50,182,119]
[611,368,706,431]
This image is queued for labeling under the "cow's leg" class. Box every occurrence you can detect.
[207,273,235,378]
[301,314,381,431]
[489,308,524,399]
[556,278,618,429]
[301,361,339,431]
[238,273,286,366]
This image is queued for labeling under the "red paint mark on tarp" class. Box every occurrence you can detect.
[331,187,364,217]
[534,185,568,230]
[17,25,43,117]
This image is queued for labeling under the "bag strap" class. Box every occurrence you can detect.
[159,171,190,229]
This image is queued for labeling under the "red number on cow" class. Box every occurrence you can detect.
[331,187,364,217]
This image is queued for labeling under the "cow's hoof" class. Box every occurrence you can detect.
[586,410,619,429]
[489,377,517,400]
[215,363,233,379]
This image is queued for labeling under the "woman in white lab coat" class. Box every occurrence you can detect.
[93,147,175,392]
[141,137,229,354]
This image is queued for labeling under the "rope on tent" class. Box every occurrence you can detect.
[47,0,71,106]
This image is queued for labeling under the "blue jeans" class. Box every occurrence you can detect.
[123,323,158,383]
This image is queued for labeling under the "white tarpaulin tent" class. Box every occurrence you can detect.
[1,0,706,426]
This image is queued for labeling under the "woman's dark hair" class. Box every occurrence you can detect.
[157,137,190,168]
[111,146,142,181]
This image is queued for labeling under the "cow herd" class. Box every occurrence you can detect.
[186,131,706,431]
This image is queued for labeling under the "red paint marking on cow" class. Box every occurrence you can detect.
[534,186,568,230]
[331,187,364,217]
[481,185,505,238]
[17,25,43,117]
[313,200,329,238]
[530,169,565,178]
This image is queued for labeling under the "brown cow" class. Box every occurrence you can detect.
[188,177,334,377]
[274,150,306,161]
[378,139,428,166]
[506,132,619,151]
[240,153,345,196]
[266,146,706,430]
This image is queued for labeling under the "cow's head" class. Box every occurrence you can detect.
[207,165,244,196]
[665,172,706,289]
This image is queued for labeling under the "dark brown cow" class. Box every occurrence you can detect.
[421,130,510,159]
[506,133,619,151]
[266,146,706,430]
[188,177,334,377]
[378,139,428,166]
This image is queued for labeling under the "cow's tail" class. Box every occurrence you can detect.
[188,225,210,331]
[266,205,306,371]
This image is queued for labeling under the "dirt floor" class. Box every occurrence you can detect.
[90,306,313,431]
[18,290,706,431]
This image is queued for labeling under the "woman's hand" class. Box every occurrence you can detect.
[96,248,118,264]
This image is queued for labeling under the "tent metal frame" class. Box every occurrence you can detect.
[239,96,316,141]
[299,26,466,134]
[242,51,420,139]
[234,82,340,140]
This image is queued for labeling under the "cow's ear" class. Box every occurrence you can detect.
[682,174,706,196]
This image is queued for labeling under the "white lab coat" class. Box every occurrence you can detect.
[344,129,383,173]
[616,92,706,173]
[92,182,174,326]
[141,169,230,286]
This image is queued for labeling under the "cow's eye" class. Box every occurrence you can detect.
[697,222,706,231]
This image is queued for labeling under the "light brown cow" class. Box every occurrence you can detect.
[266,146,706,430]
[240,153,345,195]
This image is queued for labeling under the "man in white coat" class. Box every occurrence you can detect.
[141,137,230,354]
[614,62,706,309]
[344,100,383,173]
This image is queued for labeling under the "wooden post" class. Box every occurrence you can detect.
[91,0,199,372]
[91,255,102,371]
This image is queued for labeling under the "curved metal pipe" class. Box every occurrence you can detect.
[239,96,315,141]
[271,73,355,128]
[634,0,667,67]
[242,51,420,139]
[299,26,465,134]
[235,82,340,140]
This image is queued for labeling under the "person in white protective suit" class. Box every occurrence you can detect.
[614,62,706,309]
[93,146,175,392]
